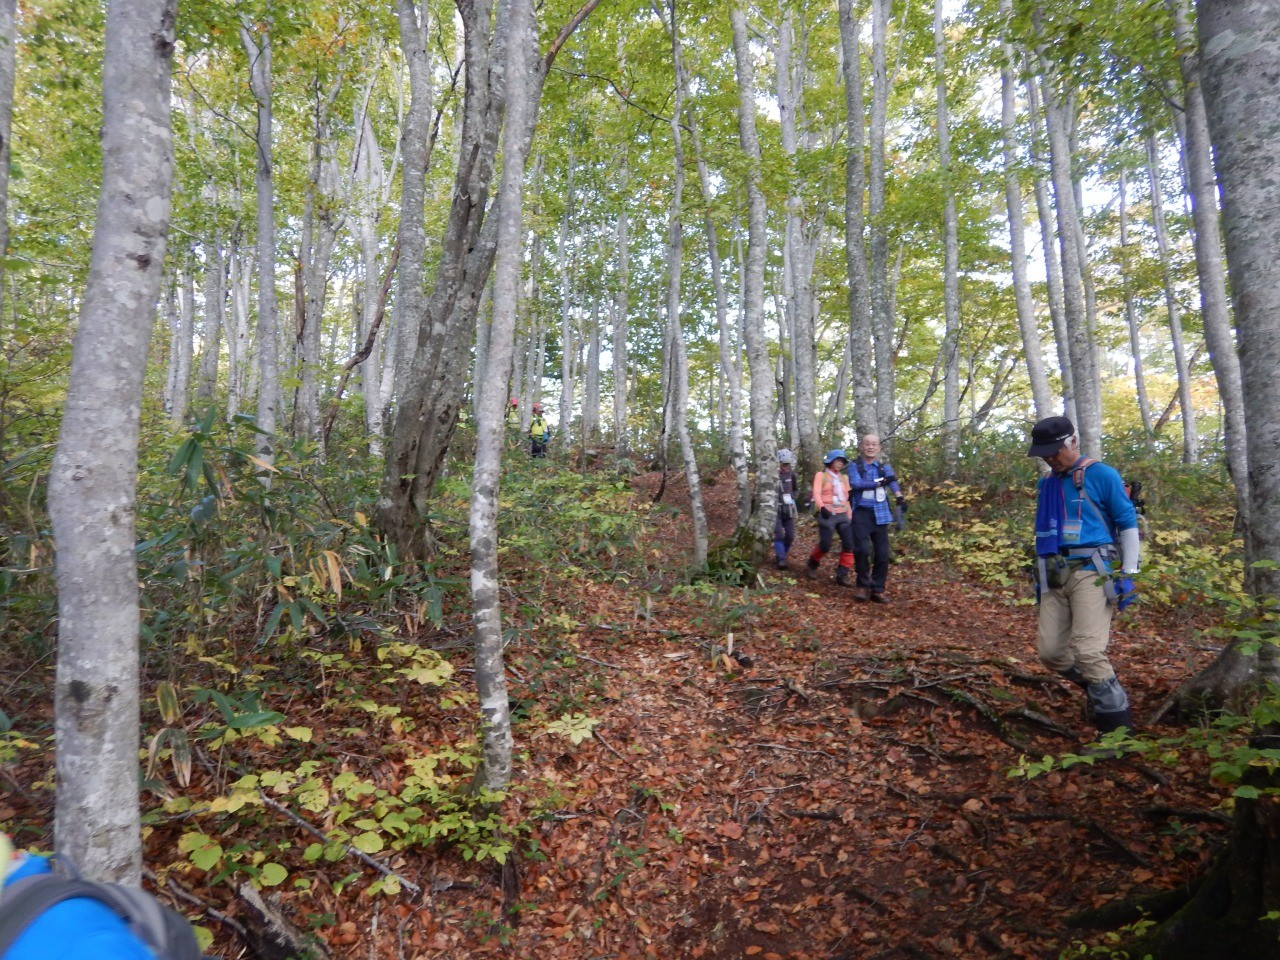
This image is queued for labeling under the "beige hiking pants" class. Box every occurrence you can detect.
[1037,566,1116,684]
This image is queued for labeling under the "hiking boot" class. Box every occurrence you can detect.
[870,592,890,604]
[851,586,870,602]
[835,566,851,586]
[775,556,788,570]
[805,559,819,580]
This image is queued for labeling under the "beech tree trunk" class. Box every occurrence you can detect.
[731,5,778,548]
[686,79,749,523]
[612,166,630,456]
[660,0,707,568]
[0,0,15,320]
[196,228,224,405]
[1024,61,1073,421]
[1117,167,1155,439]
[558,170,575,450]
[1172,0,1251,539]
[1146,135,1198,460]
[240,19,281,475]
[48,0,175,884]
[1126,4,1280,954]
[838,0,877,439]
[172,263,194,426]
[471,0,535,793]
[936,0,960,474]
[774,10,820,482]
[1035,58,1100,456]
[999,5,1052,420]
[869,0,894,434]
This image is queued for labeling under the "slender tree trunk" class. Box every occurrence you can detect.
[196,228,224,405]
[731,5,778,547]
[613,170,630,456]
[1035,58,1100,455]
[354,105,389,454]
[1146,135,1198,461]
[661,0,707,567]
[774,10,820,481]
[869,0,894,433]
[936,0,960,473]
[1173,0,1251,535]
[999,6,1052,420]
[1118,166,1155,438]
[240,20,280,475]
[170,261,194,427]
[224,227,247,419]
[558,167,575,450]
[583,302,600,450]
[48,0,175,884]
[1024,62,1072,421]
[390,0,433,422]
[0,0,16,322]
[839,0,877,438]
[470,0,538,794]
[299,84,341,446]
[686,85,749,523]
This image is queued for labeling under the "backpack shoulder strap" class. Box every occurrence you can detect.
[1071,458,1097,492]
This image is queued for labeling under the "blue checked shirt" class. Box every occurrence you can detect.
[846,458,903,525]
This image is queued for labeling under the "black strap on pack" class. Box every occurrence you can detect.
[0,869,204,960]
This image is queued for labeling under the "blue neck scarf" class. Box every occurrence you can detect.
[1035,473,1065,557]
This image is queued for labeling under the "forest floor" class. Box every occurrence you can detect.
[1,465,1232,960]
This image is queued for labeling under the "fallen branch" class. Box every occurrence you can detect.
[749,741,840,761]
[940,685,1031,752]
[1002,705,1076,738]
[782,808,842,822]
[593,729,639,768]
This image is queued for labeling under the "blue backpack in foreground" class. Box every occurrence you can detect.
[0,852,204,960]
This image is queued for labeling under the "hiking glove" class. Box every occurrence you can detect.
[896,497,907,512]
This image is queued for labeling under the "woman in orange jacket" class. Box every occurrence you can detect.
[807,449,855,585]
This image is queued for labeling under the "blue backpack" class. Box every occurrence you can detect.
[0,854,203,960]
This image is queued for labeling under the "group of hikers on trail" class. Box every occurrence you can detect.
[773,434,906,603]
[773,416,1139,739]
[0,418,1145,957]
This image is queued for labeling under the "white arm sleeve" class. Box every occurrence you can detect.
[1119,525,1141,574]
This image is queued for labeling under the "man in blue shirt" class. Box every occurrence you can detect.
[1028,416,1141,734]
[846,434,905,603]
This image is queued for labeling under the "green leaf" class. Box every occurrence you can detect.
[258,863,288,886]
[351,831,384,854]
[1235,784,1262,800]
[189,842,223,872]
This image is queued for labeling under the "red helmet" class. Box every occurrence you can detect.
[510,397,518,406]
[532,403,543,414]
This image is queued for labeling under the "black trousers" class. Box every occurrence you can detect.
[852,508,891,592]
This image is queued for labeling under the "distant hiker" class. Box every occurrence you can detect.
[806,449,855,586]
[846,434,905,603]
[773,449,799,570]
[507,397,520,427]
[1028,416,1140,735]
[529,403,551,458]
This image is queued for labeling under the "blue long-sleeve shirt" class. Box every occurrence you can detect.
[1041,459,1137,549]
[846,458,902,526]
